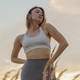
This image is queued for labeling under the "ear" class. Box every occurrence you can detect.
[29,14,32,21]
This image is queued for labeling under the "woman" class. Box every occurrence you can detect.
[11,6,69,80]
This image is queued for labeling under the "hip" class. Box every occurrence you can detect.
[21,58,56,80]
[22,58,50,72]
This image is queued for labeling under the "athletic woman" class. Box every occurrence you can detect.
[11,6,69,80]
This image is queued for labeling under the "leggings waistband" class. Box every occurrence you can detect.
[22,58,50,72]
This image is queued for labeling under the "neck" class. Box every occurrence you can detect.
[29,22,39,32]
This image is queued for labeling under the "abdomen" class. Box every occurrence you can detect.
[26,48,50,59]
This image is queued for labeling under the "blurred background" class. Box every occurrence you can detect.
[0,0,80,80]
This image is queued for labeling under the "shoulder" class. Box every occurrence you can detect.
[42,23,56,34]
[43,23,52,26]
[42,23,55,30]
[42,23,62,38]
[16,34,24,40]
[15,34,24,46]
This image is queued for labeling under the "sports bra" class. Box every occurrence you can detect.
[22,27,51,54]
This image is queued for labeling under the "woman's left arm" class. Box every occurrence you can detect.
[45,23,69,63]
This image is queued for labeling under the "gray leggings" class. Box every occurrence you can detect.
[21,58,56,80]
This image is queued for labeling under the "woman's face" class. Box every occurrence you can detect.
[30,8,43,24]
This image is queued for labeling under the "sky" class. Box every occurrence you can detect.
[0,0,80,80]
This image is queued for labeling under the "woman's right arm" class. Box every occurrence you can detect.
[11,35,26,64]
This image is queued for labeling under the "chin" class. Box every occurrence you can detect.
[37,20,42,24]
[34,19,42,24]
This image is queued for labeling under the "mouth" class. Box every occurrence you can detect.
[38,16,41,19]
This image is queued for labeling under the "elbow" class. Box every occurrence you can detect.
[11,54,17,63]
[11,57,14,62]
[66,42,69,47]
[63,41,69,48]
[60,41,69,48]
[11,57,15,63]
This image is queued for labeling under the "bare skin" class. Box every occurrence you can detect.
[11,24,51,64]
[11,8,69,65]
[21,25,51,59]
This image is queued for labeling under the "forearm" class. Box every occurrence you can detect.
[52,42,69,62]
[11,57,27,64]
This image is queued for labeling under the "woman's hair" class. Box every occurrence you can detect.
[26,6,46,30]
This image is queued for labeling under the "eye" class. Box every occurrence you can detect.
[36,11,39,13]
[36,11,43,16]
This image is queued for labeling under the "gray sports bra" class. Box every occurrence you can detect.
[22,27,51,54]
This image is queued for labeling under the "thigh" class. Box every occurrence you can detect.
[21,69,57,80]
[52,76,57,80]
[21,70,43,80]
[46,75,57,80]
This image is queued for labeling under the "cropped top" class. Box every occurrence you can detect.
[22,27,51,54]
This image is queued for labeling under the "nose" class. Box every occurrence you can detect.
[39,12,42,16]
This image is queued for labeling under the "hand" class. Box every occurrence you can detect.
[49,64,54,72]
[47,58,54,72]
[50,64,54,70]
[48,57,54,65]
[21,61,26,70]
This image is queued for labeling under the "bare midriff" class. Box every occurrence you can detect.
[26,48,50,59]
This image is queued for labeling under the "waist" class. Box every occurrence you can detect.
[26,48,50,59]
[22,58,50,72]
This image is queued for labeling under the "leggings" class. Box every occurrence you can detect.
[21,58,56,80]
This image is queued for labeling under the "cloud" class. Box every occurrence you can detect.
[45,0,80,73]
[47,0,80,14]
[0,22,26,79]
[0,21,26,67]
